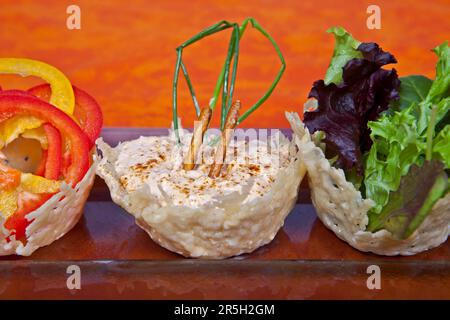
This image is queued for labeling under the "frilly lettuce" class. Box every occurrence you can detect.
[433,125,450,168]
[365,42,449,237]
[304,28,400,173]
[304,27,449,239]
[324,26,362,85]
[367,160,447,239]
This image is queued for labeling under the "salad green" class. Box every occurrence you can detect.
[367,160,447,238]
[304,27,449,239]
[365,42,449,226]
[392,75,432,111]
[324,26,362,85]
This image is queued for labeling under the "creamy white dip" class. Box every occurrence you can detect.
[112,131,291,207]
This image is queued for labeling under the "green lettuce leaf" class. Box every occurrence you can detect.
[367,160,448,239]
[417,42,450,134]
[426,41,450,103]
[436,104,450,132]
[417,95,450,135]
[324,27,362,85]
[364,104,426,214]
[391,75,432,111]
[433,125,450,167]
[364,41,449,235]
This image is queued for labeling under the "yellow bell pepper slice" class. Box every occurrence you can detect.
[0,58,75,114]
[21,127,48,149]
[0,189,18,219]
[0,173,61,219]
[0,115,43,149]
[0,58,74,159]
[20,173,61,194]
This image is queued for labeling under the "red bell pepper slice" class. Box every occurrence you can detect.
[0,93,90,240]
[29,84,103,148]
[1,132,59,240]
[35,150,47,177]
[0,93,90,186]
[0,162,49,240]
[0,92,63,180]
[0,89,35,97]
[4,193,52,240]
[32,124,62,179]
[42,123,62,180]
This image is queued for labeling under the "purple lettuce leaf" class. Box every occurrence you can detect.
[304,42,400,173]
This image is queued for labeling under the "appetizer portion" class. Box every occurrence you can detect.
[291,27,449,255]
[97,18,306,259]
[0,58,102,256]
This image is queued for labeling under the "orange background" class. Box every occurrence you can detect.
[0,0,448,128]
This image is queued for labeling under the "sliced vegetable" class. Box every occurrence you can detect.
[0,115,42,149]
[28,84,103,147]
[0,162,21,190]
[0,59,77,161]
[34,150,47,177]
[20,173,61,194]
[0,93,90,185]
[0,93,90,240]
[5,192,53,240]
[22,126,48,149]
[0,162,59,221]
[0,189,18,221]
[0,59,102,244]
[41,124,62,180]
[0,58,75,114]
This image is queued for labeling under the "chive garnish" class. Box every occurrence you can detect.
[172,18,286,142]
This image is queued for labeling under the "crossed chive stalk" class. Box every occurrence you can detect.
[171,18,286,177]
